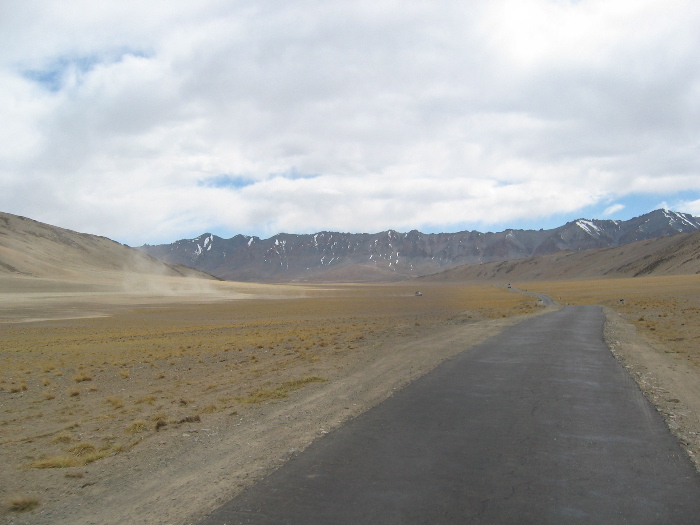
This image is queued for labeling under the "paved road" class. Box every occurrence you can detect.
[200,306,700,524]
[509,286,555,306]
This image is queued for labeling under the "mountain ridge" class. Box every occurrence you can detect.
[421,229,700,282]
[139,209,700,282]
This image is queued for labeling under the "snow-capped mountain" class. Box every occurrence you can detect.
[139,209,700,282]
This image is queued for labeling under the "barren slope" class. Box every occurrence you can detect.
[422,230,700,282]
[0,212,213,283]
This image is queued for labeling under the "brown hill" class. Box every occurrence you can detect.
[0,212,216,283]
[421,230,700,282]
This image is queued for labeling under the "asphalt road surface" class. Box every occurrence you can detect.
[200,306,700,524]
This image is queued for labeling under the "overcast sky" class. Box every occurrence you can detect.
[1,1,699,245]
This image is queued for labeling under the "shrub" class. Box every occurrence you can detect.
[30,456,82,469]
[106,397,124,409]
[126,420,148,434]
[68,442,97,457]
[52,432,73,444]
[8,496,40,512]
[73,372,92,382]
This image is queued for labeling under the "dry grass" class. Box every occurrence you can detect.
[68,442,97,457]
[240,376,328,404]
[126,420,148,434]
[7,496,40,512]
[29,455,83,469]
[28,442,116,469]
[106,396,124,409]
[52,432,73,444]
[73,371,93,382]
[0,281,532,511]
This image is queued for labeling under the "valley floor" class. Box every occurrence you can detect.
[0,278,535,524]
[1,275,699,524]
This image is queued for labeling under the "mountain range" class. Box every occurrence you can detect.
[139,209,700,282]
[422,228,700,283]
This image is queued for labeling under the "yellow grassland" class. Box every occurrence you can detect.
[0,281,535,514]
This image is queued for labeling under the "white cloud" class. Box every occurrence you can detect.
[603,203,625,216]
[1,0,700,244]
[662,198,700,217]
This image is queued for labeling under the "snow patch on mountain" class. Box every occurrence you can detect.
[576,219,602,236]
[139,209,700,282]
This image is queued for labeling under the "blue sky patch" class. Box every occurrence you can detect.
[199,175,257,189]
[21,50,150,92]
[271,168,320,181]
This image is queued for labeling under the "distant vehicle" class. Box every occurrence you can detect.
[507,284,512,289]
[415,291,423,296]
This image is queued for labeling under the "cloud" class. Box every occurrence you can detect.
[603,204,625,216]
[1,0,700,244]
[661,197,700,217]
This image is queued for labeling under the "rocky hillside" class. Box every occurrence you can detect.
[0,212,216,281]
[422,229,700,282]
[140,209,700,282]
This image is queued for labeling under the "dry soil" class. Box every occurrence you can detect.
[3,274,699,524]
[1,277,539,524]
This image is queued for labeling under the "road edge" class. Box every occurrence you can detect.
[603,306,700,472]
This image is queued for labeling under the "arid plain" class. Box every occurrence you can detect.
[4,274,700,524]
[2,212,700,524]
[1,273,541,524]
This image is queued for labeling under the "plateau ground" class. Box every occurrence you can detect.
[0,279,538,524]
[2,211,700,523]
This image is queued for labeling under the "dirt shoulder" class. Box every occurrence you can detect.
[4,311,541,525]
[604,307,700,471]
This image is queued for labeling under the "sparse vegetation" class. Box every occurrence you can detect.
[0,281,535,517]
[52,431,73,444]
[73,371,93,382]
[240,376,327,404]
[29,455,82,469]
[68,442,97,457]
[126,420,148,434]
[178,415,201,424]
[106,396,124,409]
[7,496,40,512]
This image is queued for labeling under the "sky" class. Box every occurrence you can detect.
[1,0,700,246]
